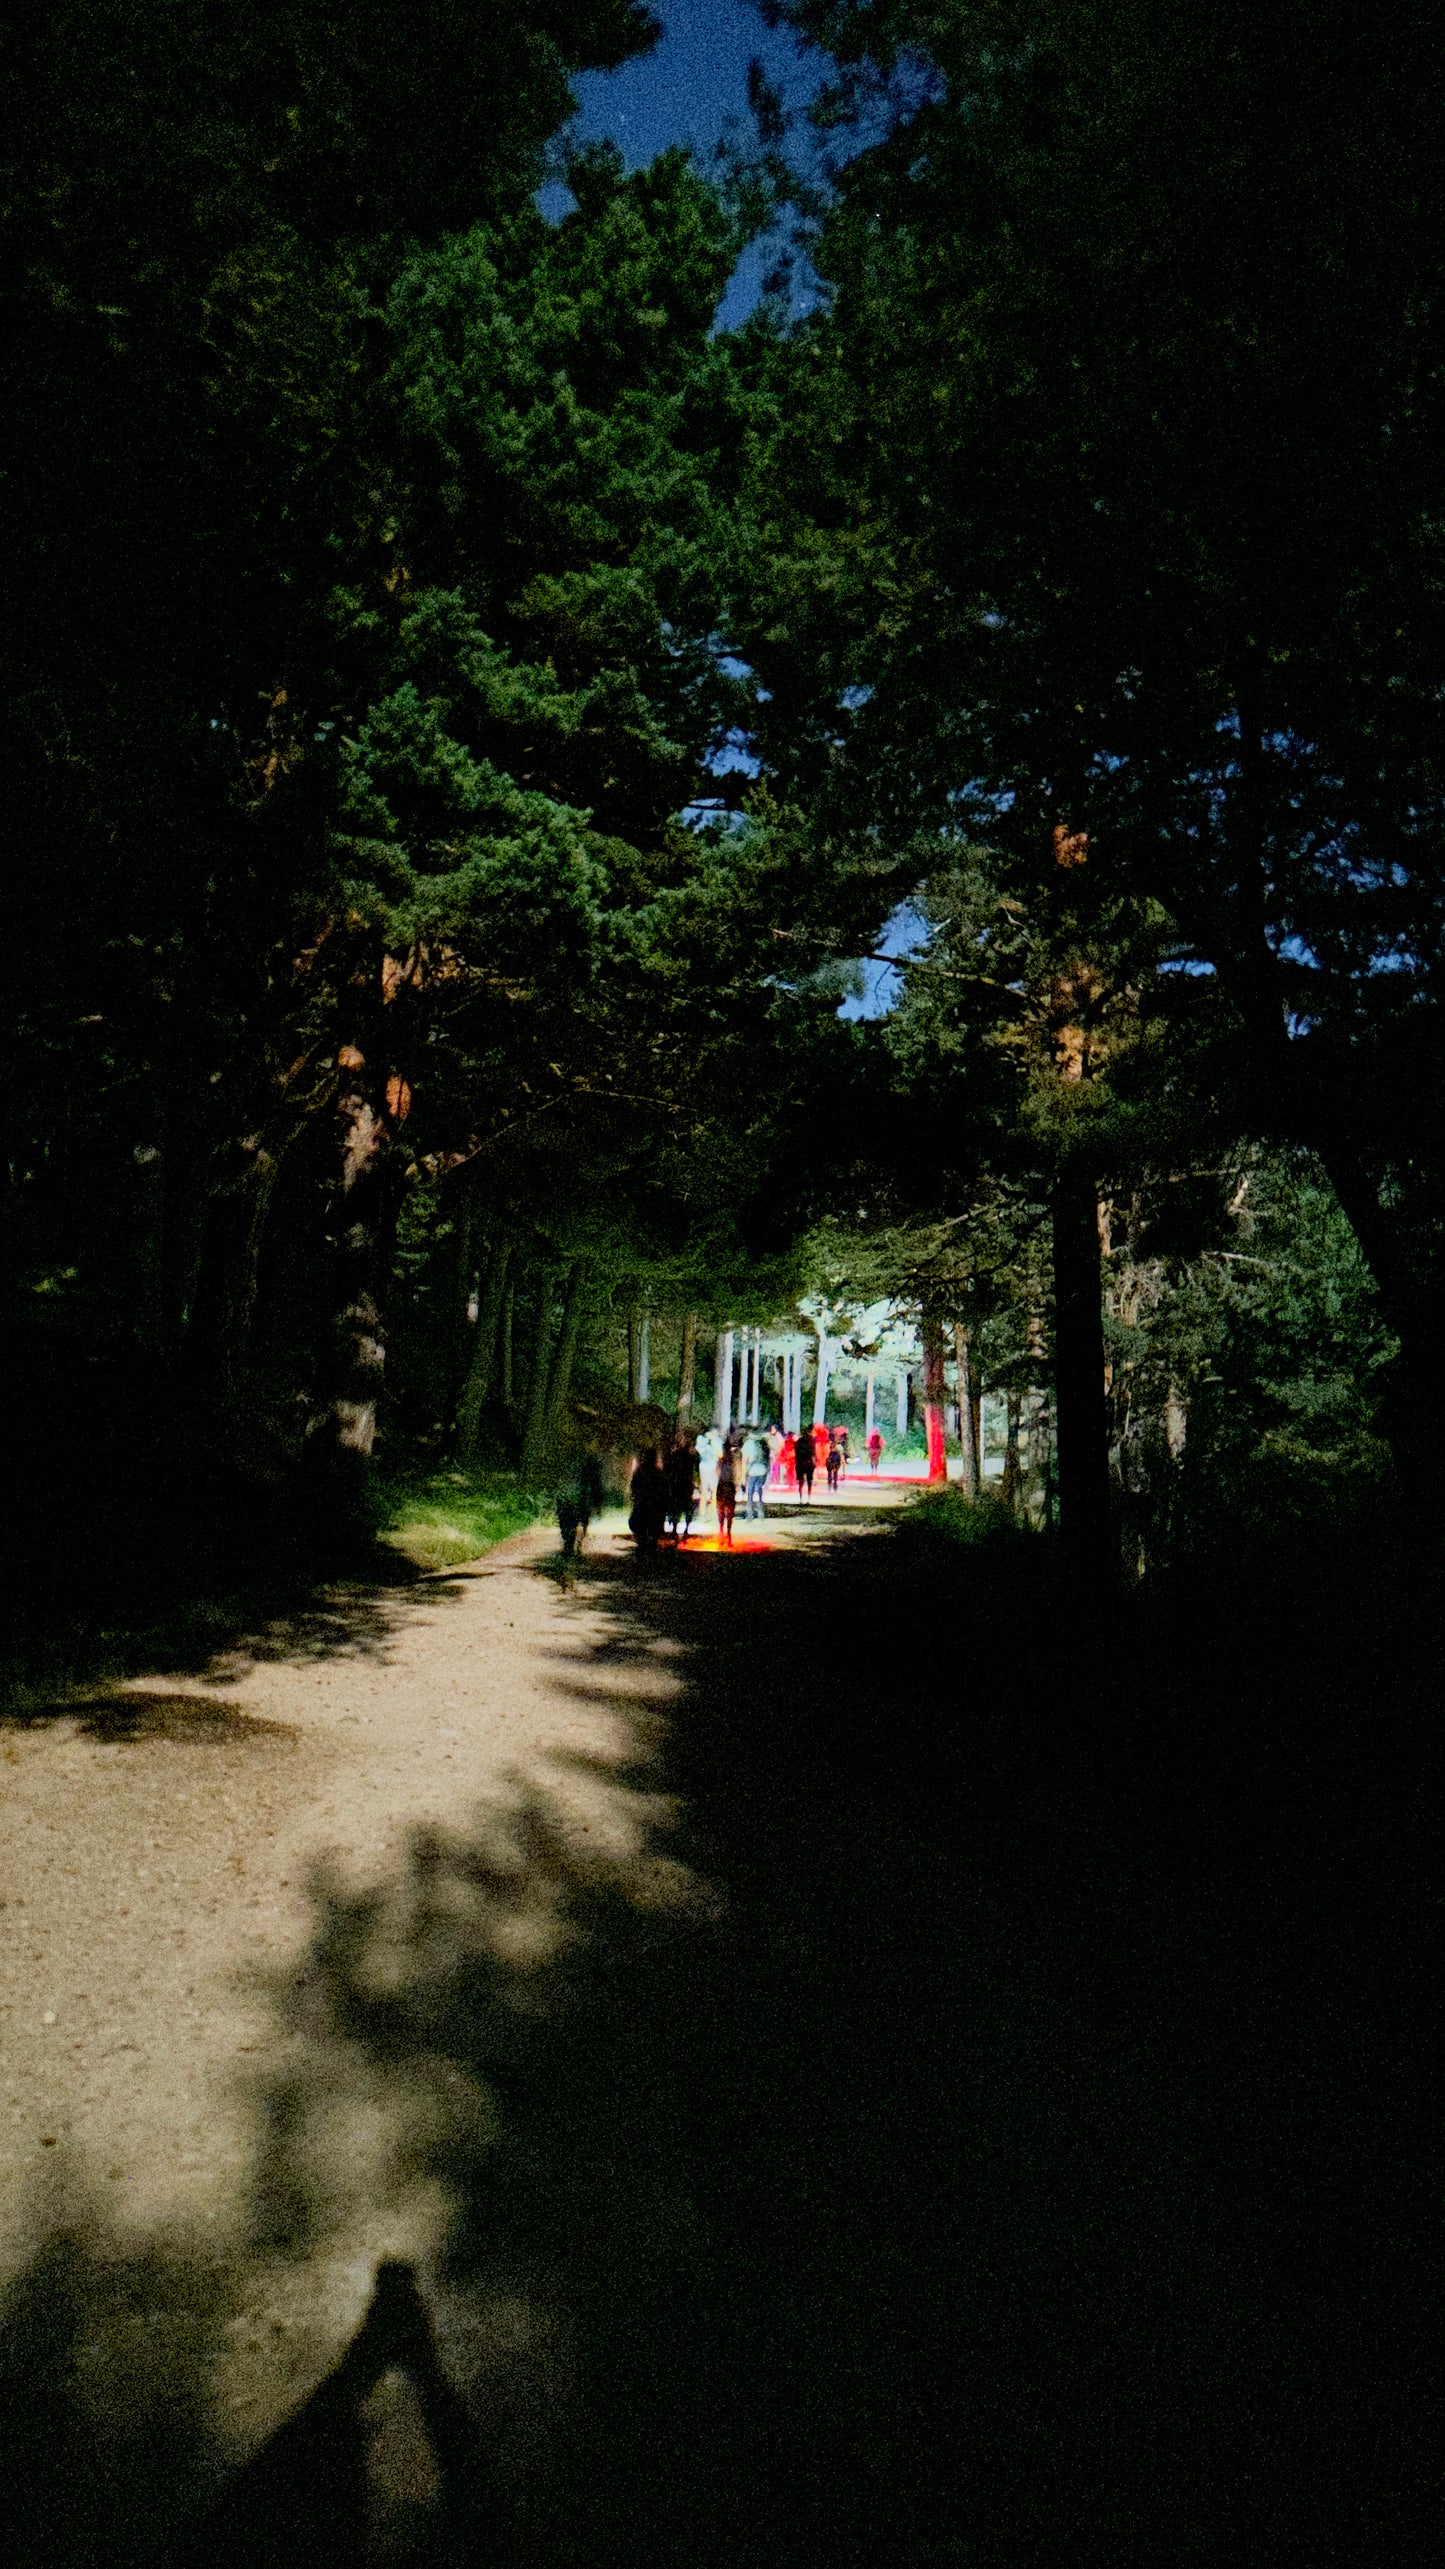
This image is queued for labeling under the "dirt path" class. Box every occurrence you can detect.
[1,1486,1433,2564]
[0,1489,901,2539]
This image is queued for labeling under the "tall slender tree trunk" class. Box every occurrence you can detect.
[521,1275,556,1483]
[447,1186,481,1410]
[546,1260,588,1441]
[1052,1161,1112,1574]
[953,1324,980,1498]
[897,1369,909,1439]
[455,1239,511,1463]
[621,1299,652,1402]
[500,1278,515,1410]
[310,1044,401,1519]
[191,1136,280,1397]
[812,1329,831,1426]
[1003,1390,1023,1517]
[922,1315,948,1482]
[865,1369,876,1444]
[714,1327,734,1431]
[677,1311,698,1422]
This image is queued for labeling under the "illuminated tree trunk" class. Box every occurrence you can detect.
[676,1311,698,1422]
[953,1323,980,1498]
[319,1046,394,1499]
[864,1369,876,1443]
[713,1325,734,1430]
[922,1315,948,1482]
[811,1319,832,1425]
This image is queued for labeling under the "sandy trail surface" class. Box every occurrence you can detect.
[2,1520,660,2407]
[4,1479,1429,2566]
[0,1486,899,2541]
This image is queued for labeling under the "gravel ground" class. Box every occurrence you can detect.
[0,1487,898,2505]
[0,1515,691,2453]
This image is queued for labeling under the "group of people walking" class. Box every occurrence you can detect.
[628,1420,878,1550]
[561,1418,891,1561]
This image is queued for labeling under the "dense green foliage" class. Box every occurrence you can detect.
[754,0,1445,1480]
[3,0,1434,1624]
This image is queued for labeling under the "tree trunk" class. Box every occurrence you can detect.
[1003,1389,1023,1517]
[628,1305,643,1404]
[1034,1393,1056,1531]
[447,1186,481,1410]
[328,1069,390,1479]
[1052,1161,1112,1574]
[865,1369,876,1444]
[638,1308,651,1402]
[922,1316,948,1483]
[1294,1113,1442,1506]
[545,1260,588,1440]
[1164,1379,1188,1460]
[713,1326,734,1430]
[677,1311,698,1422]
[190,1136,279,1396]
[500,1279,515,1409]
[455,1239,511,1463]
[953,1324,980,1498]
[812,1331,831,1426]
[897,1369,909,1439]
[520,1275,556,1482]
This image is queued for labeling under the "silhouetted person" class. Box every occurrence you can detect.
[168,2261,507,2568]
[663,1436,699,1541]
[742,1426,769,1518]
[825,1430,842,1491]
[794,1424,816,1500]
[867,1427,884,1473]
[629,1448,666,1551]
[556,1448,603,1557]
[715,1441,737,1544]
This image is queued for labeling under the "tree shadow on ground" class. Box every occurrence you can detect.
[0,2205,236,2569]
[0,1690,299,1745]
[0,1523,471,1718]
[1,1513,1437,2565]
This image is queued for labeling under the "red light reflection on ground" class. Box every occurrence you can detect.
[672,1535,770,1555]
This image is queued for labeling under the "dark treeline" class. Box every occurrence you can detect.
[4,0,1443,1634]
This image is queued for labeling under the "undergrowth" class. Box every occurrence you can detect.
[371,1465,551,1571]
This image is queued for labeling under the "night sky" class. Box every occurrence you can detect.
[572,0,816,168]
[565,0,826,324]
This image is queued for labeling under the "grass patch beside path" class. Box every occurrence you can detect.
[372,1465,549,1572]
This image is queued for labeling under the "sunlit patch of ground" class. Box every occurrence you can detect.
[0,1518,693,2533]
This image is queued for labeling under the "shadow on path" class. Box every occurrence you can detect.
[1,1518,1436,2564]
